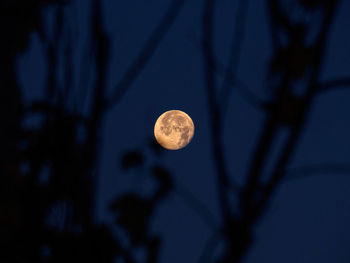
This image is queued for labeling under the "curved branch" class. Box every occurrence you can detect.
[105,0,186,109]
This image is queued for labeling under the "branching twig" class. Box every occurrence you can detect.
[254,0,339,221]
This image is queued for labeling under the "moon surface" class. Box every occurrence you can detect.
[154,110,195,150]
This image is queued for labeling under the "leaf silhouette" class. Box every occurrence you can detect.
[121,150,144,170]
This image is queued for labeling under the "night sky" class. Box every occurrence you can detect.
[17,0,350,262]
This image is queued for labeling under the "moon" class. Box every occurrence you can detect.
[154,110,195,150]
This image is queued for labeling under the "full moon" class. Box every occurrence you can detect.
[154,110,195,150]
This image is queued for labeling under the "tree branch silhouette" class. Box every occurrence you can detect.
[256,0,339,218]
[202,0,233,228]
[197,230,222,263]
[242,0,338,220]
[318,77,350,93]
[106,0,186,109]
[285,163,350,181]
[219,0,250,120]
[188,32,263,110]
[0,0,346,262]
[80,0,110,227]
[175,182,218,229]
[197,0,341,262]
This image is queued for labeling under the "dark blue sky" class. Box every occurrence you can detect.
[19,0,350,262]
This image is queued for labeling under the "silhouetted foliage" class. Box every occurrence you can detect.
[121,150,144,170]
[112,145,172,260]
[110,193,153,246]
[0,0,345,262]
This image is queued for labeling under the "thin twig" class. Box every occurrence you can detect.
[175,182,218,229]
[285,163,350,181]
[188,33,263,109]
[220,0,250,119]
[105,0,186,109]
[202,0,233,226]
[197,230,222,263]
[81,0,110,226]
[318,77,350,93]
